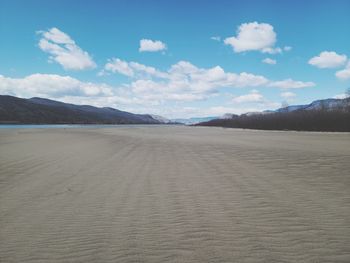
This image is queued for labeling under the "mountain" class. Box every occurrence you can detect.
[276,98,350,113]
[0,95,163,124]
[196,97,350,132]
[171,116,217,125]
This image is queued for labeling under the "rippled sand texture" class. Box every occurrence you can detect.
[1,126,350,262]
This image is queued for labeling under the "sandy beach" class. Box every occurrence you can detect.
[0,126,349,262]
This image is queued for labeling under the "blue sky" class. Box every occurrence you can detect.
[1,0,349,118]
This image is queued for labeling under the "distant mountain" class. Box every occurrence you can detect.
[171,116,217,125]
[276,98,350,113]
[0,95,163,124]
[218,98,350,119]
[196,97,350,132]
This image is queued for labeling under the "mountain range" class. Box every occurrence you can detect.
[0,95,162,124]
[1,95,350,130]
[196,97,350,132]
[275,98,350,113]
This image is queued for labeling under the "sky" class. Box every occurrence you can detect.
[0,0,349,118]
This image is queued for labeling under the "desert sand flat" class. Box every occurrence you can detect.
[0,126,350,263]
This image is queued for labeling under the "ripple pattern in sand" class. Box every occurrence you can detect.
[1,127,350,262]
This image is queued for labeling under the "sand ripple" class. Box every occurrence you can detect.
[1,126,350,262]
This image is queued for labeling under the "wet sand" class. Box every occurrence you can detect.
[1,126,349,262]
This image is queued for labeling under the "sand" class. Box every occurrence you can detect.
[0,126,349,262]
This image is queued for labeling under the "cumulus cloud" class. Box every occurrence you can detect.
[139,39,167,52]
[102,58,168,78]
[335,62,350,80]
[102,59,272,102]
[103,58,134,77]
[308,51,347,68]
[269,78,315,89]
[101,58,314,103]
[232,90,264,103]
[231,90,279,110]
[37,27,96,70]
[0,74,112,99]
[224,22,286,54]
[262,58,276,65]
[280,91,296,99]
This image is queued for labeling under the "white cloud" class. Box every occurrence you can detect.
[101,58,314,103]
[128,61,168,78]
[262,58,276,65]
[104,58,134,77]
[230,90,279,110]
[104,58,315,100]
[210,36,221,41]
[41,28,74,44]
[284,46,292,51]
[280,91,296,99]
[102,58,167,78]
[335,62,350,80]
[139,39,167,52]
[224,22,284,53]
[37,27,96,70]
[232,90,264,103]
[102,59,270,102]
[0,74,113,99]
[269,78,315,89]
[308,51,347,69]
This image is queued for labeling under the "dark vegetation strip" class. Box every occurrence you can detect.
[196,110,350,132]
